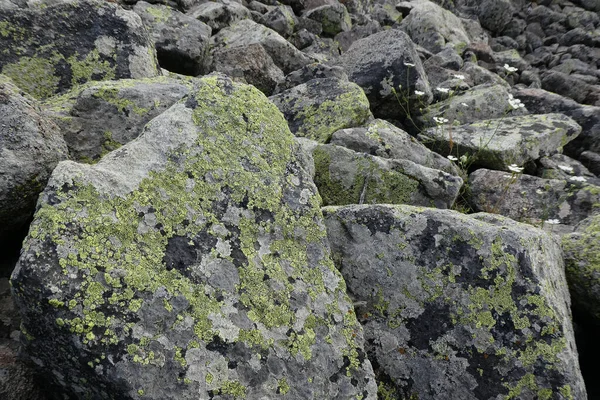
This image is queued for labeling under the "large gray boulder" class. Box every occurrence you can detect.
[0,0,159,99]
[336,29,432,120]
[10,75,377,399]
[419,113,582,171]
[323,204,587,399]
[43,76,194,163]
[0,75,68,240]
[309,143,463,208]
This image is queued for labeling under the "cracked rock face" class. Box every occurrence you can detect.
[323,204,586,400]
[10,75,377,399]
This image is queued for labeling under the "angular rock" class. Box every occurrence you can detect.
[0,0,159,99]
[323,204,587,400]
[536,154,598,182]
[309,143,462,208]
[330,119,459,176]
[477,0,514,34]
[580,151,600,176]
[133,1,212,76]
[397,0,472,54]
[269,77,371,143]
[303,1,351,37]
[186,0,251,31]
[461,62,511,89]
[563,214,600,324]
[334,20,381,53]
[0,75,68,240]
[11,75,377,399]
[336,29,432,120]
[469,168,600,227]
[419,113,582,171]
[211,19,313,75]
[43,76,193,163]
[258,4,298,38]
[541,71,600,107]
[273,63,348,94]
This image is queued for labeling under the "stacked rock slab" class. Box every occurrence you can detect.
[324,204,586,399]
[10,75,377,399]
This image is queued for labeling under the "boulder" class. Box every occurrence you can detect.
[536,153,598,182]
[580,151,600,176]
[323,204,586,400]
[269,77,371,143]
[330,119,459,176]
[336,29,432,120]
[541,71,600,107]
[419,113,582,171]
[0,0,159,99]
[0,75,68,240]
[310,143,462,208]
[258,5,298,38]
[303,1,352,37]
[563,214,600,324]
[477,0,514,34]
[133,1,212,76]
[469,168,600,227]
[43,76,194,163]
[10,74,377,399]
[273,63,348,94]
[186,0,251,31]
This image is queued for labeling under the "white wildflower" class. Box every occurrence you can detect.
[508,96,525,109]
[404,61,415,67]
[545,219,560,225]
[460,155,468,164]
[508,164,524,173]
[504,64,518,72]
[436,87,450,93]
[433,116,449,124]
[461,102,468,107]
[453,74,465,80]
[558,165,574,174]
[570,176,587,182]
[414,90,425,96]
[447,155,458,161]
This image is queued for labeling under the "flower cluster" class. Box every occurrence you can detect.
[508,94,524,110]
[414,90,425,96]
[508,164,524,173]
[433,116,449,124]
[436,87,450,93]
[447,155,458,161]
[504,64,518,73]
[570,176,587,182]
[453,74,465,80]
[545,219,560,225]
[558,165,574,174]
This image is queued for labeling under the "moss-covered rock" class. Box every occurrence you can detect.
[0,0,159,99]
[324,204,586,400]
[10,74,377,399]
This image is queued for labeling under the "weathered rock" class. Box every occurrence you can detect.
[186,0,251,31]
[397,0,472,54]
[460,62,511,89]
[0,0,159,99]
[513,87,600,156]
[258,4,298,38]
[541,71,600,107]
[563,214,600,324]
[536,153,598,182]
[580,151,600,176]
[273,63,348,94]
[419,113,582,171]
[211,18,313,75]
[133,1,211,76]
[323,204,587,400]
[469,168,600,227]
[301,36,343,63]
[43,76,193,163]
[303,1,351,37]
[330,119,459,176]
[336,29,432,120]
[477,0,514,34]
[269,77,371,143]
[334,20,381,53]
[0,75,68,240]
[309,143,462,208]
[10,75,378,399]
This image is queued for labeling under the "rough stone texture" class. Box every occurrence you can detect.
[334,20,381,52]
[513,87,600,157]
[43,76,193,163]
[269,77,371,143]
[336,29,432,120]
[580,151,600,176]
[133,1,212,77]
[186,0,251,32]
[541,71,600,107]
[419,113,582,171]
[0,75,68,240]
[323,204,587,400]
[0,0,159,99]
[273,63,348,94]
[563,214,600,324]
[310,143,462,209]
[211,43,285,96]
[10,74,377,399]
[210,18,313,75]
[398,0,472,54]
[304,2,351,37]
[461,62,511,89]
[536,153,598,183]
[469,168,600,227]
[330,119,460,176]
[477,0,514,34]
[258,4,298,38]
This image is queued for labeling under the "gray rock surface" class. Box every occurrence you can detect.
[186,0,251,31]
[309,143,462,209]
[420,113,582,171]
[0,75,68,239]
[43,76,193,163]
[303,2,351,37]
[323,204,587,400]
[269,77,371,143]
[0,0,159,99]
[10,74,377,399]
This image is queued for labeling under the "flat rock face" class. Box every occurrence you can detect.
[323,204,586,400]
[0,75,68,239]
[0,0,160,99]
[420,113,582,171]
[10,75,377,399]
